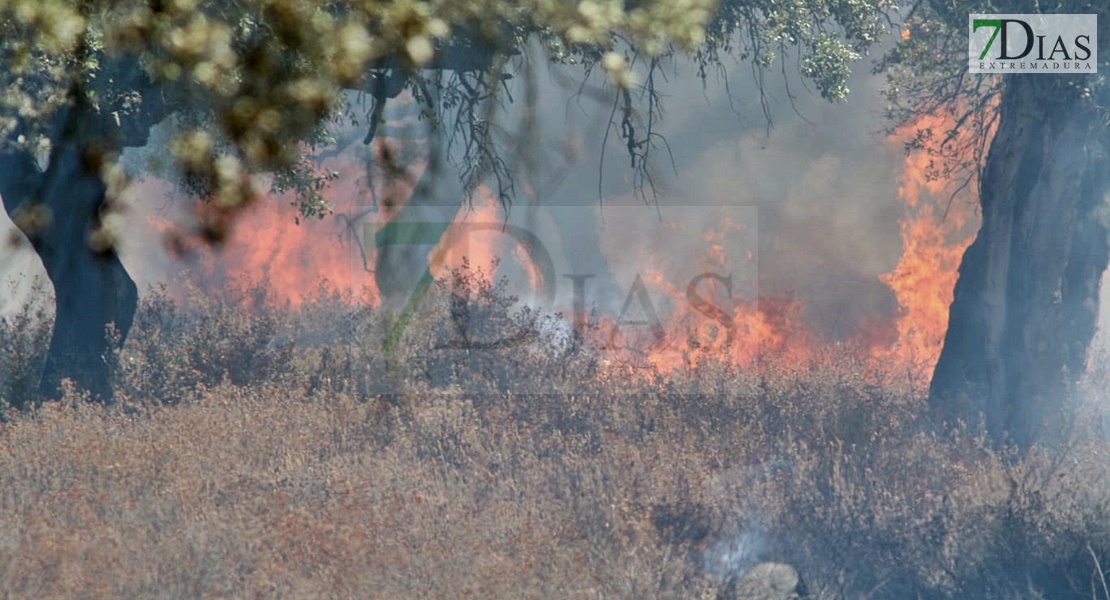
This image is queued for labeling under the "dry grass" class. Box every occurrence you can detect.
[0,273,1107,599]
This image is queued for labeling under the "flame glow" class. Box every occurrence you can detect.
[147,112,981,384]
[874,125,977,372]
[586,114,979,379]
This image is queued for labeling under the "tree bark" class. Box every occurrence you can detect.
[0,102,139,406]
[34,144,138,403]
[929,75,1110,449]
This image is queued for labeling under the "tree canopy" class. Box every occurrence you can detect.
[881,1,1109,183]
[1,0,897,242]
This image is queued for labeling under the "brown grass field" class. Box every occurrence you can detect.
[1,274,1108,599]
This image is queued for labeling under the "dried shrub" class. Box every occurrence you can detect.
[0,275,52,412]
[0,270,1106,599]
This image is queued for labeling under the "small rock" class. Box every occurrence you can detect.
[718,562,807,600]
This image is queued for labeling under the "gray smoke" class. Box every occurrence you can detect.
[0,42,1105,372]
[480,49,907,341]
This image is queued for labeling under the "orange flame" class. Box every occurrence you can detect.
[143,109,983,385]
[187,149,386,308]
[438,193,511,284]
[587,113,981,380]
[870,113,981,376]
[585,212,816,374]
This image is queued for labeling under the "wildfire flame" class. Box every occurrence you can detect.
[589,212,815,373]
[586,113,979,379]
[873,122,977,373]
[437,191,541,291]
[144,110,981,384]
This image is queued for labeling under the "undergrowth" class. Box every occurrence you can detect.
[0,268,1107,599]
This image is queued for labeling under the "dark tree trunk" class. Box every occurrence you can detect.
[0,101,138,406]
[34,143,138,403]
[929,75,1110,449]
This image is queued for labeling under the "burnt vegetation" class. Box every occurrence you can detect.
[0,266,1107,599]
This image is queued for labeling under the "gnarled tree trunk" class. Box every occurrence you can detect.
[0,100,138,407]
[34,142,138,403]
[929,74,1110,449]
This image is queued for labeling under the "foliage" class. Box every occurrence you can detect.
[0,0,902,245]
[877,1,1110,185]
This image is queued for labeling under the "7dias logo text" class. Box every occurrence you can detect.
[969,14,1097,73]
